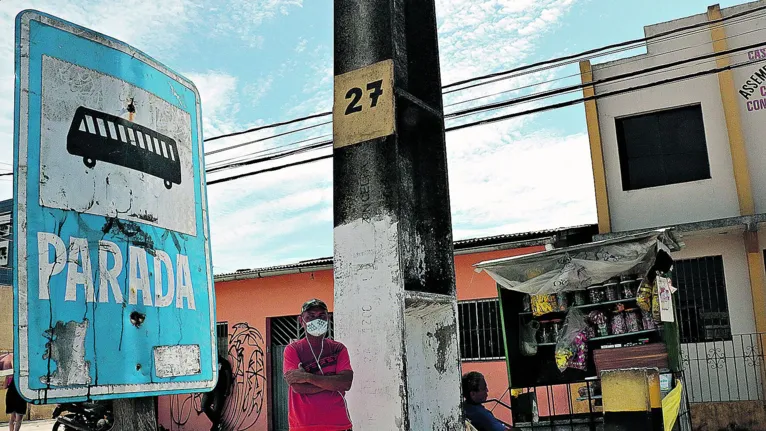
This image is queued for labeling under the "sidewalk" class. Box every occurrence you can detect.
[1,419,56,430]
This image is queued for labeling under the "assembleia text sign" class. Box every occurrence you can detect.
[13,10,216,403]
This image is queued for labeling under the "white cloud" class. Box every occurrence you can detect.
[208,0,304,48]
[184,71,241,137]
[446,123,596,239]
[295,38,309,53]
[436,0,580,84]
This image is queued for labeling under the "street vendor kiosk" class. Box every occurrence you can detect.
[474,230,687,429]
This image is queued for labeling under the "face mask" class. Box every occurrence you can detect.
[305,318,328,337]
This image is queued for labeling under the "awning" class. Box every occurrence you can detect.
[473,229,680,295]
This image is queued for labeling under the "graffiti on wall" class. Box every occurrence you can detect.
[166,323,266,430]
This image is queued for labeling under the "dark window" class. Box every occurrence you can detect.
[616,105,710,190]
[216,321,228,357]
[672,256,731,343]
[270,314,335,347]
[458,300,505,361]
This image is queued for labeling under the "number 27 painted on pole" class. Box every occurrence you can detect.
[333,60,395,149]
[344,80,384,115]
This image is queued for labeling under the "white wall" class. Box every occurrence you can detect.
[590,5,764,232]
[672,230,755,335]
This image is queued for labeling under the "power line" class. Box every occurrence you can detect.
[206,54,765,185]
[448,56,765,132]
[205,120,332,157]
[201,7,766,157]
[207,39,763,177]
[206,139,333,174]
[444,24,766,109]
[442,3,766,90]
[205,111,331,143]
[206,21,766,168]
[446,39,766,120]
[207,153,332,185]
[206,134,333,171]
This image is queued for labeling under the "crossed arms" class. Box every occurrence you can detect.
[284,368,354,394]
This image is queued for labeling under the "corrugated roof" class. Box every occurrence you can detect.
[216,224,597,280]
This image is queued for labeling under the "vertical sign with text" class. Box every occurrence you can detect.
[13,10,216,403]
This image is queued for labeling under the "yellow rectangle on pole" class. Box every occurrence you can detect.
[333,60,396,148]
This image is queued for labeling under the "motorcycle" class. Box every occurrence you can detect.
[51,400,114,431]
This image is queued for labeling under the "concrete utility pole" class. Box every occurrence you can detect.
[332,1,463,430]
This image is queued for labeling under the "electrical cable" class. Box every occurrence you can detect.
[442,3,766,90]
[205,6,766,148]
[207,55,766,185]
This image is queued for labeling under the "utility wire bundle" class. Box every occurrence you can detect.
[196,6,766,185]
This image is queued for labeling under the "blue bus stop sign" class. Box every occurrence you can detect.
[13,11,216,403]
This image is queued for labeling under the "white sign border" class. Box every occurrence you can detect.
[15,10,217,401]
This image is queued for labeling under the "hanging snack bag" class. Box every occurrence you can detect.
[531,294,557,317]
[555,309,589,372]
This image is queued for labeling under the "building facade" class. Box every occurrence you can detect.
[581,1,766,428]
[156,225,596,431]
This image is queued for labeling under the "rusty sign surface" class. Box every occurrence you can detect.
[13,10,216,403]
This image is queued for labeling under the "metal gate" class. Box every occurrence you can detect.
[271,345,290,431]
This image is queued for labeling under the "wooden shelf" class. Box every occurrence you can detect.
[534,329,659,347]
[589,329,658,342]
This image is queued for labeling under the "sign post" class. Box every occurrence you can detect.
[13,9,216,413]
[333,1,463,429]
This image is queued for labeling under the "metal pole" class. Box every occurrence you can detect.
[332,0,462,429]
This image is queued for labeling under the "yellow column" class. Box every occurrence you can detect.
[707,3,766,341]
[579,60,611,234]
[707,4,755,216]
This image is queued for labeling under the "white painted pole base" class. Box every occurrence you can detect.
[334,216,463,430]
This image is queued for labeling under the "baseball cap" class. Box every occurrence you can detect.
[301,298,328,313]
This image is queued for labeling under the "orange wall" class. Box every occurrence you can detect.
[157,246,543,431]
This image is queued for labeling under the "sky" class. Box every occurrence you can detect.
[0,0,749,274]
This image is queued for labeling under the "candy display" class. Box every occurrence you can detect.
[588,310,609,337]
[604,282,620,302]
[531,294,558,317]
[642,310,657,330]
[611,309,627,335]
[620,276,639,299]
[572,291,588,306]
[624,308,642,333]
[637,277,654,313]
[555,309,589,372]
[588,285,606,304]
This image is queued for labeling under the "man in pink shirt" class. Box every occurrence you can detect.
[284,299,353,431]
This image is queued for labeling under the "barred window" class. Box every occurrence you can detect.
[216,321,228,357]
[458,299,505,361]
[672,256,731,343]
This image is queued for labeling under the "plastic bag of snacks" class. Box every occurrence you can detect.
[555,309,589,372]
[637,276,654,314]
[531,294,557,317]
